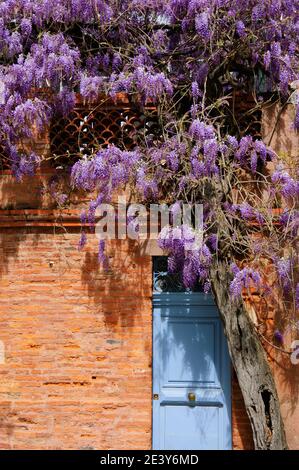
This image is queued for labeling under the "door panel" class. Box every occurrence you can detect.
[161,319,220,387]
[161,405,220,450]
[153,293,231,450]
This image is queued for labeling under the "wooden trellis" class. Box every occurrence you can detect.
[50,99,159,165]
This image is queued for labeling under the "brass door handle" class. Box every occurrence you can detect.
[188,392,196,402]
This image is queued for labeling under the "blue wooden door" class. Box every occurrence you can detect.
[152,261,232,450]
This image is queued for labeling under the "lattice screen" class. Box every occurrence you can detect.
[50,102,159,165]
[0,92,262,171]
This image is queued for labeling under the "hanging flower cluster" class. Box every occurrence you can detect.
[229,264,262,299]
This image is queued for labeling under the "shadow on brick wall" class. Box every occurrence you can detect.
[0,402,15,449]
[81,238,152,331]
[0,231,26,279]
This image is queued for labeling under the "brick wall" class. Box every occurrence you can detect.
[0,225,153,449]
[231,371,254,449]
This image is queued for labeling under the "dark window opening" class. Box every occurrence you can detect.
[153,256,204,293]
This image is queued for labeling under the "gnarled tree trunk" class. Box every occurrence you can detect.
[211,260,288,450]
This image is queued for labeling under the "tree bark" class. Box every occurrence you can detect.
[210,259,288,450]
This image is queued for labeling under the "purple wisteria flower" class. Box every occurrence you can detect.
[134,67,173,101]
[272,166,299,199]
[195,12,210,42]
[227,135,239,150]
[80,210,87,225]
[296,283,299,311]
[203,279,211,294]
[191,81,200,101]
[20,18,32,37]
[13,98,51,134]
[189,119,215,143]
[295,105,299,130]
[230,267,262,298]
[78,232,87,250]
[98,240,109,269]
[236,21,246,38]
[274,329,284,344]
[72,146,139,191]
[208,233,218,251]
[80,75,103,102]
[275,257,292,294]
[158,223,213,289]
[263,51,271,70]
[54,89,76,116]
[231,202,265,224]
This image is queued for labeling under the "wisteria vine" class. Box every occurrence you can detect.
[0,1,298,344]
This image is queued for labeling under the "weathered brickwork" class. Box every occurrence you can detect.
[0,227,153,449]
[231,372,254,449]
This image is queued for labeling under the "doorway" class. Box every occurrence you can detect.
[152,257,232,450]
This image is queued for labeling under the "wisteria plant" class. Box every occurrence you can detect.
[0,0,298,449]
